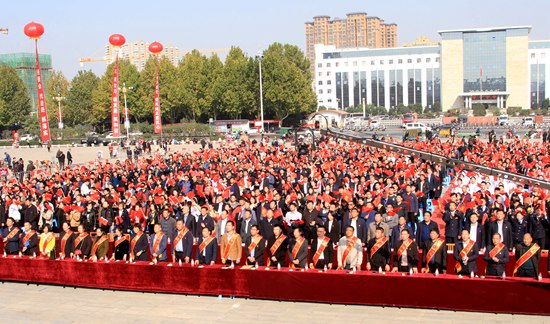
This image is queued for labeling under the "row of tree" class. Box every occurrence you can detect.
[0,43,317,130]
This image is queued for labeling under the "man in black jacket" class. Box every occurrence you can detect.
[366,228,390,272]
[309,227,334,269]
[421,229,447,274]
[392,228,419,273]
[443,202,463,244]
[484,233,509,276]
[245,225,266,266]
[514,233,541,278]
[23,199,39,230]
[487,209,513,250]
[196,227,218,265]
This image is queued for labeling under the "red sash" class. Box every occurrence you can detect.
[513,244,541,276]
[114,235,127,248]
[396,238,412,259]
[5,227,19,240]
[22,230,36,246]
[91,235,108,257]
[370,237,388,258]
[172,228,188,250]
[40,233,54,254]
[269,234,287,255]
[341,237,358,265]
[222,234,237,260]
[312,236,330,267]
[488,242,506,259]
[152,233,164,254]
[248,235,263,254]
[455,240,475,273]
[60,230,72,255]
[291,237,305,259]
[130,231,143,259]
[425,239,444,272]
[74,233,89,248]
[199,236,214,253]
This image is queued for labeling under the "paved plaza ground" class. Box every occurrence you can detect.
[0,282,547,323]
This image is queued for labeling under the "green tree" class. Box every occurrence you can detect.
[65,70,99,127]
[206,54,223,120]
[91,59,140,127]
[212,47,255,119]
[174,50,211,122]
[472,103,486,116]
[139,56,178,123]
[258,43,317,123]
[45,70,69,126]
[0,65,32,126]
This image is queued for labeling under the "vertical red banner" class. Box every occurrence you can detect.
[111,57,121,137]
[153,58,162,134]
[35,40,51,142]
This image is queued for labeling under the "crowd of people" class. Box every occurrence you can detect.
[0,134,548,279]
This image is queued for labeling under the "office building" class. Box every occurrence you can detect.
[105,40,182,71]
[314,26,550,112]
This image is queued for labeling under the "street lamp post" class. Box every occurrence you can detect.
[120,82,133,139]
[256,51,264,133]
[53,94,65,129]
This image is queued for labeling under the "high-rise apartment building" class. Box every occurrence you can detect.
[305,12,398,75]
[105,40,182,71]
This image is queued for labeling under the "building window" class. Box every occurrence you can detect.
[318,99,323,103]
[426,58,431,63]
[318,72,322,77]
[407,59,412,63]
[344,62,348,67]
[327,80,332,85]
[435,57,440,63]
[353,61,357,66]
[389,60,394,64]
[398,59,403,64]
[327,63,331,67]
[318,81,323,85]
[335,62,339,67]
[417,58,421,63]
[463,31,506,92]
[380,60,384,65]
[327,89,332,94]
[319,89,323,94]
[318,63,322,68]
[531,53,536,59]
[328,99,332,102]
[326,72,331,76]
[371,60,375,65]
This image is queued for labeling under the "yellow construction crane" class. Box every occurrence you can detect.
[0,28,8,35]
[79,48,230,66]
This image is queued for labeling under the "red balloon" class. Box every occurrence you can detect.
[148,41,164,54]
[24,21,44,39]
[109,34,126,47]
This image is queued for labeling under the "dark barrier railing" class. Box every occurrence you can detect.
[321,128,550,190]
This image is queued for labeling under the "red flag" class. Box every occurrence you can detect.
[34,40,51,142]
[153,57,162,134]
[111,56,121,137]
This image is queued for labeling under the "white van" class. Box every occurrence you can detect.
[404,122,431,133]
[522,117,534,127]
[497,114,509,126]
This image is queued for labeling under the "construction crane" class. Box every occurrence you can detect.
[0,28,8,35]
[79,48,230,66]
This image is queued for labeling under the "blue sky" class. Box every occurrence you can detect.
[2,0,549,79]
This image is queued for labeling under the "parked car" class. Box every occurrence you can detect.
[522,117,534,127]
[81,137,108,146]
[19,134,36,141]
[404,122,431,133]
[497,114,509,126]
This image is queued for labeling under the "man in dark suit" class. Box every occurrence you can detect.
[416,211,439,247]
[309,227,334,269]
[421,229,447,274]
[324,212,340,246]
[259,209,280,242]
[23,200,39,230]
[267,224,288,267]
[288,227,308,268]
[130,223,149,261]
[179,205,196,236]
[302,200,323,241]
[465,212,485,251]
[392,228,419,273]
[443,202,463,243]
[511,212,529,246]
[366,228,390,272]
[426,168,437,199]
[172,219,194,263]
[2,217,20,254]
[484,233,509,276]
[195,207,215,237]
[391,216,413,249]
[402,185,419,234]
[487,209,513,250]
[239,209,256,242]
[454,229,479,275]
[415,174,430,210]
[245,225,266,266]
[196,227,218,265]
[344,208,367,246]
[149,223,168,262]
[514,233,541,278]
